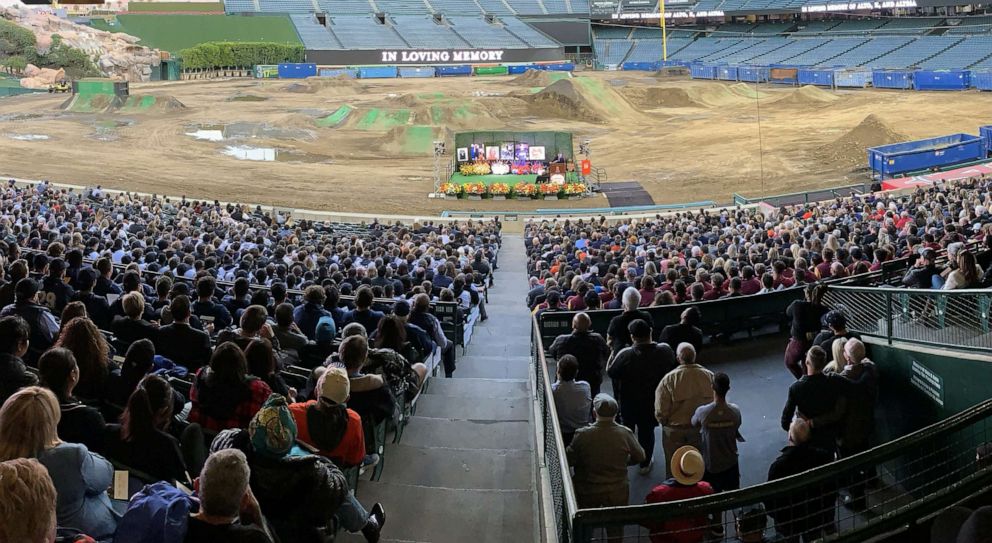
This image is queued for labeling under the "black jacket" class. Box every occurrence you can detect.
[607,342,676,416]
[103,423,189,486]
[547,331,610,387]
[0,302,59,363]
[157,322,212,368]
[780,373,846,452]
[659,323,704,352]
[72,291,113,330]
[606,310,654,354]
[0,353,38,406]
[786,300,827,341]
[58,400,107,454]
[211,428,348,543]
[902,264,939,290]
[765,443,837,536]
[111,316,160,347]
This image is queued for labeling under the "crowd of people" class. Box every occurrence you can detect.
[0,180,500,543]
[525,177,992,316]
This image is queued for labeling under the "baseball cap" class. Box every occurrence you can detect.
[318,366,350,405]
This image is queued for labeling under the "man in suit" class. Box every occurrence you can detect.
[158,295,212,369]
[111,292,160,347]
[71,268,113,330]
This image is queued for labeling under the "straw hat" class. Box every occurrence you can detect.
[671,446,705,486]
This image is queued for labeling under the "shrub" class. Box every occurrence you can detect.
[178,41,304,70]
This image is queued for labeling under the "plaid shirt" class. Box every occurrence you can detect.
[188,367,272,432]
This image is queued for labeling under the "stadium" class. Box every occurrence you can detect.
[0,0,990,542]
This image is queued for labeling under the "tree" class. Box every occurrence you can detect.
[178,42,304,70]
[5,55,27,74]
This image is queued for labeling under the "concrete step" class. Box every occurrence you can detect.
[347,482,536,543]
[424,377,528,399]
[454,355,530,379]
[378,444,533,490]
[415,394,530,422]
[400,416,533,451]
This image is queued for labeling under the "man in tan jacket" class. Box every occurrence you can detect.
[655,342,714,478]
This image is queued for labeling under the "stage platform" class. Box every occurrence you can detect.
[449,172,580,185]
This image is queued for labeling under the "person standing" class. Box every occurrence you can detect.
[766,419,837,542]
[784,284,827,379]
[835,338,879,511]
[567,394,645,541]
[607,319,677,475]
[606,287,653,357]
[552,355,592,447]
[643,446,715,543]
[658,307,704,353]
[692,372,743,493]
[780,346,846,455]
[548,312,611,397]
[655,343,714,479]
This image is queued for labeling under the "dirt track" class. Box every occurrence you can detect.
[0,72,988,215]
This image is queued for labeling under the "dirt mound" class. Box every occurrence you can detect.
[775,85,840,106]
[378,125,452,157]
[653,67,689,78]
[818,114,907,167]
[282,77,365,96]
[228,94,269,102]
[60,93,185,113]
[408,101,505,130]
[508,69,571,87]
[621,86,702,108]
[526,78,639,123]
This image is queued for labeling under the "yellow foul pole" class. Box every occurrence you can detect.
[660,0,667,61]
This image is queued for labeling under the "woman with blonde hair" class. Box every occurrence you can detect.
[825,338,847,374]
[0,457,58,543]
[0,387,117,540]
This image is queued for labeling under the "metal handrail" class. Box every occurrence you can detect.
[532,315,578,542]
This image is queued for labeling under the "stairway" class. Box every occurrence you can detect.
[341,235,537,543]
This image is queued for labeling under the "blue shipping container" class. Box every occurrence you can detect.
[398,67,436,78]
[277,63,317,79]
[798,68,834,87]
[317,68,358,78]
[872,70,914,90]
[718,66,738,81]
[690,64,717,79]
[913,69,970,91]
[973,72,992,91]
[436,65,472,77]
[867,133,984,179]
[981,126,992,157]
[738,66,769,82]
[357,66,398,79]
[507,64,538,74]
[622,61,662,71]
[541,63,575,72]
[834,70,871,88]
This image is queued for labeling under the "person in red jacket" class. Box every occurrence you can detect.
[289,366,366,468]
[643,446,715,543]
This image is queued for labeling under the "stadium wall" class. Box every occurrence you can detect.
[305,47,566,66]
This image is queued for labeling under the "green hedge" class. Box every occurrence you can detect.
[178,41,304,70]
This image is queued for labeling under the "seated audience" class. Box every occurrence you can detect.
[289,366,366,468]
[184,449,274,543]
[0,278,59,363]
[0,315,38,406]
[188,342,272,432]
[38,348,107,454]
[111,292,159,348]
[0,457,61,543]
[53,317,112,401]
[157,295,212,369]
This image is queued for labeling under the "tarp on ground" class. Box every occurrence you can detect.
[868,133,984,178]
[834,70,871,88]
[872,70,915,89]
[690,64,717,79]
[913,69,970,91]
[718,66,738,80]
[798,68,834,87]
[277,63,317,79]
[973,71,992,90]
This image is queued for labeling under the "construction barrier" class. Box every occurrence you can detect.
[868,133,985,179]
[973,72,992,91]
[872,69,915,90]
[255,65,279,78]
[473,65,509,76]
[738,66,770,82]
[769,67,799,85]
[690,64,717,79]
[717,66,738,81]
[317,67,358,78]
[834,70,871,88]
[277,63,317,79]
[357,66,398,78]
[798,68,834,87]
[507,64,538,74]
[538,63,575,72]
[913,69,970,91]
[398,66,436,78]
[622,61,662,71]
[436,65,472,77]
[981,126,992,157]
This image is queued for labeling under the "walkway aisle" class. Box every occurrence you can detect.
[344,235,538,543]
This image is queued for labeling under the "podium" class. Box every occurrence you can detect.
[549,163,567,176]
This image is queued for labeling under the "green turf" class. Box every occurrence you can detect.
[355,108,410,130]
[573,77,623,115]
[90,14,301,53]
[401,126,434,155]
[127,2,224,11]
[0,77,23,89]
[315,105,353,127]
[416,92,446,100]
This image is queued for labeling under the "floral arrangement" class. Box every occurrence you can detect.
[513,182,537,197]
[439,183,461,196]
[459,161,492,176]
[563,183,587,195]
[539,183,563,195]
[489,183,511,196]
[463,182,487,196]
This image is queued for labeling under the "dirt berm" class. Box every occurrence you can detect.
[508,69,572,87]
[527,78,641,123]
[774,85,840,106]
[282,77,366,96]
[817,114,907,167]
[621,83,759,109]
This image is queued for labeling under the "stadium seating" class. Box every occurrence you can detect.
[827,18,889,34]
[504,0,546,15]
[791,20,840,35]
[705,37,790,63]
[918,36,992,69]
[427,0,484,14]
[291,13,344,49]
[476,0,514,14]
[746,37,829,64]
[327,14,407,48]
[390,15,469,48]
[786,37,867,66]
[945,16,992,35]
[448,16,528,48]
[874,17,943,35]
[318,0,376,14]
[623,38,692,63]
[500,16,560,47]
[223,0,257,13]
[375,0,432,14]
[258,0,314,12]
[824,36,913,67]
[865,36,961,68]
[594,38,634,65]
[669,37,742,60]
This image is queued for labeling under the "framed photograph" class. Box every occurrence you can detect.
[514,142,530,161]
[486,146,500,161]
[500,142,514,160]
[456,147,469,162]
[470,143,485,160]
[528,146,546,161]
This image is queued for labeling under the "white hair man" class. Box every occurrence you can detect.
[605,287,653,358]
[655,342,714,479]
[187,449,275,542]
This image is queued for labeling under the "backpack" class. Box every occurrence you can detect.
[113,482,197,543]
